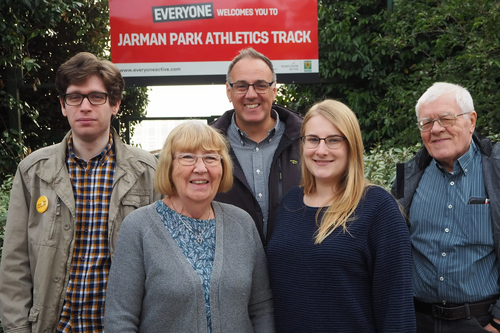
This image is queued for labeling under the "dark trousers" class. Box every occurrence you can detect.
[416,311,492,333]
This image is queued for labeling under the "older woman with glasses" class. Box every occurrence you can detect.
[105,121,274,333]
[266,100,415,333]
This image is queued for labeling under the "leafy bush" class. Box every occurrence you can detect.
[278,0,500,148]
[0,175,12,251]
[364,143,421,190]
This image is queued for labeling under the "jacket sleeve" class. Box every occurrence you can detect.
[0,169,33,333]
[391,163,405,199]
[104,216,145,332]
[248,224,275,332]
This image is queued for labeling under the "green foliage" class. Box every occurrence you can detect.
[0,175,13,251]
[374,0,500,145]
[277,0,395,145]
[364,142,421,190]
[277,0,500,148]
[0,0,149,181]
[0,128,27,177]
[119,86,150,138]
[487,132,500,143]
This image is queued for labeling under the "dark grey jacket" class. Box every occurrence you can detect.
[391,132,500,316]
[211,105,302,245]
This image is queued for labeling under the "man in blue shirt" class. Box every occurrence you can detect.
[393,82,500,332]
[211,48,302,246]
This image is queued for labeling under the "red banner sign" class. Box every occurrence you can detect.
[109,0,318,84]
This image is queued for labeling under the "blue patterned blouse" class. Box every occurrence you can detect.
[156,200,216,333]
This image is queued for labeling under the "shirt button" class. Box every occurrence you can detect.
[64,224,70,230]
[445,228,449,233]
[442,252,446,257]
[258,193,263,198]
[448,204,453,209]
[256,169,261,174]
[255,147,259,152]
[87,170,92,175]
[450,181,454,186]
[86,199,91,204]
[440,277,444,281]
[80,256,85,261]
[54,276,60,282]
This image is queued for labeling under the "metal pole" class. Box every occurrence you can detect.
[6,66,23,140]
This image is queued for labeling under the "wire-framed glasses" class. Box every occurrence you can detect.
[63,92,109,106]
[228,80,274,94]
[174,153,223,166]
[301,135,347,149]
[417,113,468,131]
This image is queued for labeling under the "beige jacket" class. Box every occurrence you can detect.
[0,129,161,333]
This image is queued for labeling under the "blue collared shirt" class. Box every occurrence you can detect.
[410,141,499,304]
[227,110,284,236]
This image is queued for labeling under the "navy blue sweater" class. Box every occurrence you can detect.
[267,186,416,333]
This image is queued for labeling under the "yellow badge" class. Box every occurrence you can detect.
[36,195,49,213]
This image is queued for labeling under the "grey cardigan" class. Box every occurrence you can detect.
[104,201,275,333]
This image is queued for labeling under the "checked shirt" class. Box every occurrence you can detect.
[57,133,116,332]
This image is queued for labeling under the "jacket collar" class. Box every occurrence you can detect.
[415,131,492,170]
[37,127,145,184]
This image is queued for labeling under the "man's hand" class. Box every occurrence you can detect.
[485,321,500,333]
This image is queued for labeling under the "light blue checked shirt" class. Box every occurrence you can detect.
[410,141,500,304]
[227,110,284,237]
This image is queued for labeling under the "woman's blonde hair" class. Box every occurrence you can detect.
[301,100,369,244]
[154,121,233,196]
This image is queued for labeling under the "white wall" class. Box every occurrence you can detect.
[131,85,232,152]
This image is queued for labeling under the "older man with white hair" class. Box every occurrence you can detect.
[393,82,500,332]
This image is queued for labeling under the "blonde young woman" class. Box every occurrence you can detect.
[266,100,415,333]
[105,121,274,333]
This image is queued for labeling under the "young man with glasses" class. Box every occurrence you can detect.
[211,47,303,246]
[0,52,161,333]
[392,82,500,333]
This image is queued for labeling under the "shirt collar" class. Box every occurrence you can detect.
[434,140,478,176]
[67,132,114,166]
[229,109,281,144]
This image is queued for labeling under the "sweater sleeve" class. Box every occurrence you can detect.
[367,188,416,333]
[105,212,146,332]
[248,217,275,333]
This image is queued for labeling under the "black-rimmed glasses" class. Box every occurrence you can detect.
[301,135,347,149]
[417,113,468,131]
[174,153,223,166]
[229,81,274,94]
[62,92,109,106]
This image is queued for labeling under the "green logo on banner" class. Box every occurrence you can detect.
[304,61,312,72]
